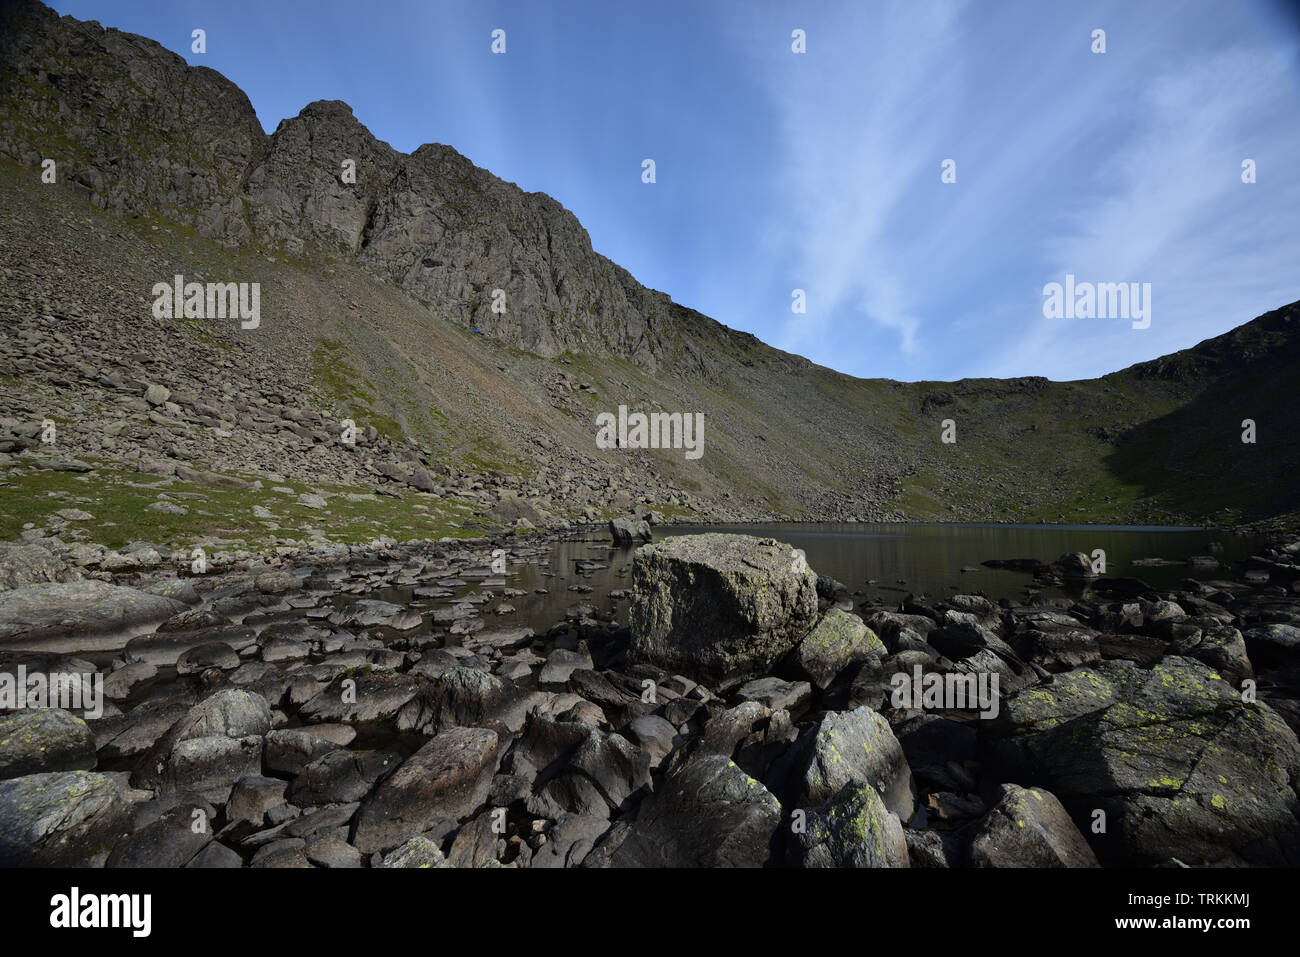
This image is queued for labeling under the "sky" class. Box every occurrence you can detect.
[50,0,1300,382]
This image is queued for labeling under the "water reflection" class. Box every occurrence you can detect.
[366,524,1264,635]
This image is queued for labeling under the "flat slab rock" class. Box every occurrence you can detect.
[0,581,189,651]
[352,726,500,855]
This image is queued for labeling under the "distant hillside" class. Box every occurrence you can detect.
[1,0,1296,550]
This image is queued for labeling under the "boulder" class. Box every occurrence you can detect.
[0,770,130,866]
[791,706,916,822]
[984,657,1300,866]
[786,782,909,868]
[0,581,189,651]
[291,749,398,806]
[609,517,652,545]
[176,642,240,675]
[379,836,446,868]
[794,609,886,690]
[0,709,96,779]
[263,729,338,776]
[394,667,523,734]
[629,534,819,686]
[1050,552,1097,578]
[131,690,272,802]
[299,671,421,724]
[968,784,1099,867]
[106,795,215,868]
[605,753,782,867]
[0,543,77,590]
[352,727,500,854]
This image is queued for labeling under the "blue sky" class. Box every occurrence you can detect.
[52,0,1300,381]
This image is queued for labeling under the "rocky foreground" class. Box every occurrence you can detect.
[1,526,1298,868]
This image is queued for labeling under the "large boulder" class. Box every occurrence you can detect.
[984,657,1300,866]
[629,534,819,686]
[609,517,652,545]
[0,770,130,866]
[131,689,272,802]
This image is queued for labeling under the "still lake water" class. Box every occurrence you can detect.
[490,523,1266,633]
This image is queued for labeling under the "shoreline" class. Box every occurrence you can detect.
[2,523,1298,867]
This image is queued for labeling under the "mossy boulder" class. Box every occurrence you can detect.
[380,835,447,868]
[794,608,885,690]
[0,769,130,866]
[968,783,1099,867]
[791,705,916,822]
[0,708,96,779]
[787,781,908,867]
[983,656,1300,865]
[629,534,818,687]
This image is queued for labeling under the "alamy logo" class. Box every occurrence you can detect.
[1042,273,1151,329]
[151,274,260,329]
[50,887,151,937]
[890,665,1000,718]
[0,666,102,719]
[595,405,705,460]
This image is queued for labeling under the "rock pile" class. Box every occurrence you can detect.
[0,530,1298,867]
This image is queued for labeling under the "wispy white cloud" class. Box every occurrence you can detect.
[736,0,1300,381]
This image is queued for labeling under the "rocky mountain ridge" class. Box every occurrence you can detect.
[1,0,1297,546]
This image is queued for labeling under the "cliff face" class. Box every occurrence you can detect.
[1,0,1297,536]
[0,0,265,242]
[0,1,760,371]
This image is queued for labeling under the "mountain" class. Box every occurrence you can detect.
[1,0,1296,551]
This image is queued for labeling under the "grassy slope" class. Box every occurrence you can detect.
[2,159,1296,547]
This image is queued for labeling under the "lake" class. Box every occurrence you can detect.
[489,523,1266,633]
